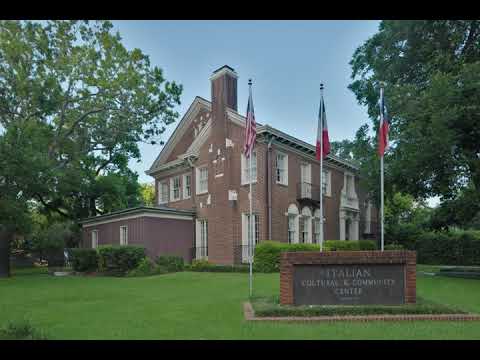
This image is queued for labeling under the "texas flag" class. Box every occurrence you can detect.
[316,96,330,160]
[378,88,389,156]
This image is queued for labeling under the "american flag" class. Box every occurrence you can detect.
[378,87,389,156]
[243,82,256,158]
[316,96,330,160]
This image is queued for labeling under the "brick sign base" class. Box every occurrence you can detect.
[280,251,416,306]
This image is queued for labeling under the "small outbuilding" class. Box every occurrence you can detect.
[80,206,196,263]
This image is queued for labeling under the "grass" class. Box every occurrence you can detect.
[0,266,480,339]
[251,296,466,317]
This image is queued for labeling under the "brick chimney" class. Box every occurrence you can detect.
[206,65,238,264]
[210,65,238,141]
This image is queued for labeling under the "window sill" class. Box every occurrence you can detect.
[241,180,258,186]
[276,182,289,187]
[196,191,208,196]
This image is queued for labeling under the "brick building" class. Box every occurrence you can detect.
[81,65,378,265]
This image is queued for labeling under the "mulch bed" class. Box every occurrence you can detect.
[243,302,480,322]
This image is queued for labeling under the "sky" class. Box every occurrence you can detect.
[111,20,381,184]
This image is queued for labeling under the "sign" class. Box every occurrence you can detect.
[293,264,405,305]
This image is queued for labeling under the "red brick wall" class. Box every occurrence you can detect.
[280,251,416,305]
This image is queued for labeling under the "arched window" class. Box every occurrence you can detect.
[301,207,312,244]
[287,204,299,244]
[313,209,321,244]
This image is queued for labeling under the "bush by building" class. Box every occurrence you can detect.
[155,255,184,272]
[126,257,169,277]
[97,245,146,276]
[70,248,98,272]
[415,230,480,265]
[253,240,377,273]
[186,259,250,272]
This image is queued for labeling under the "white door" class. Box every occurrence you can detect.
[300,163,312,198]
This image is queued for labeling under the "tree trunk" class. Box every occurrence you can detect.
[0,228,11,278]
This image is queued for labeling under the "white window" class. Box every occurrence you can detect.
[170,176,181,202]
[196,166,208,195]
[120,226,128,246]
[242,213,259,263]
[287,204,299,243]
[300,163,312,198]
[183,174,191,199]
[241,151,257,185]
[276,152,288,185]
[91,230,98,249]
[301,207,312,244]
[195,219,208,259]
[158,181,169,204]
[313,209,321,243]
[345,173,355,198]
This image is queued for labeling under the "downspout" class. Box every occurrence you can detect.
[267,135,274,240]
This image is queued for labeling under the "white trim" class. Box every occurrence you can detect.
[170,176,181,202]
[287,203,299,243]
[147,97,211,174]
[83,212,194,227]
[120,225,128,246]
[209,66,238,81]
[91,230,98,249]
[196,165,208,195]
[241,151,257,185]
[275,151,288,186]
[158,180,169,205]
[182,173,192,199]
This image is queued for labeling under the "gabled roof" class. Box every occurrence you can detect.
[146,97,359,176]
[146,96,211,175]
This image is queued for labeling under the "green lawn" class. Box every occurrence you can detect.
[1,267,480,339]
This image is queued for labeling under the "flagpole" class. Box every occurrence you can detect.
[380,85,385,252]
[319,83,324,252]
[248,79,253,298]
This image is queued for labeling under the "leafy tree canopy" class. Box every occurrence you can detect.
[345,20,480,226]
[0,20,182,224]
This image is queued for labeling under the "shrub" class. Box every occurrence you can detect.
[253,240,376,273]
[70,248,98,272]
[97,245,146,276]
[384,243,405,250]
[155,255,184,272]
[324,240,376,251]
[415,230,480,265]
[186,260,249,272]
[189,259,213,271]
[0,320,48,340]
[126,257,168,277]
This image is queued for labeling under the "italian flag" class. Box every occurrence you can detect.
[316,96,330,160]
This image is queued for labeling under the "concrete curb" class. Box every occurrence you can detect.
[243,302,480,322]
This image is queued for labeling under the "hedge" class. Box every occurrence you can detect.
[97,245,146,276]
[253,240,377,273]
[126,257,169,277]
[70,248,98,272]
[186,259,250,272]
[155,255,185,272]
[415,230,480,265]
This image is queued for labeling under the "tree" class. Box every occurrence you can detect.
[0,20,182,224]
[139,182,155,206]
[348,20,480,226]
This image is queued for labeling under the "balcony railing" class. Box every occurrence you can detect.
[297,182,320,205]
